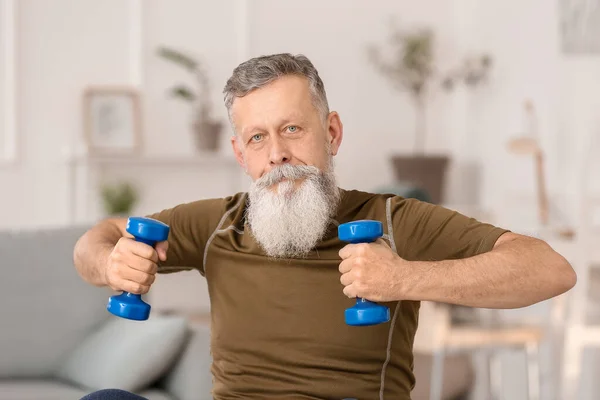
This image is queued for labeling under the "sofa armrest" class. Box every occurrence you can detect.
[161,324,213,400]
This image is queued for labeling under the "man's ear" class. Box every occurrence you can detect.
[326,111,343,156]
[231,135,246,169]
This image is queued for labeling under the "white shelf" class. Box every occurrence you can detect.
[65,152,240,167]
[64,149,247,225]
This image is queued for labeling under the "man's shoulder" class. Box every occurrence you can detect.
[338,188,436,223]
[181,191,246,210]
[339,187,388,199]
[340,187,422,205]
[337,188,405,221]
[150,191,248,228]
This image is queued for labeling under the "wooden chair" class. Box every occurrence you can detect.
[413,300,547,400]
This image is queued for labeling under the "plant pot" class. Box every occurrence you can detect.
[390,154,450,204]
[193,120,223,152]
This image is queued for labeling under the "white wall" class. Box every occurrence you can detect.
[142,0,241,156]
[247,0,461,193]
[0,0,469,232]
[458,0,600,232]
[3,1,598,226]
[1,0,135,228]
[0,0,9,160]
[0,0,247,230]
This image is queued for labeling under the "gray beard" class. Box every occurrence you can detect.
[246,162,340,258]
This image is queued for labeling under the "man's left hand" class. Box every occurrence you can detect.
[338,239,406,302]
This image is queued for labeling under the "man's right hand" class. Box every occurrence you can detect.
[104,237,169,294]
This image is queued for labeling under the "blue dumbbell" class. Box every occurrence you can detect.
[338,220,391,326]
[106,217,170,321]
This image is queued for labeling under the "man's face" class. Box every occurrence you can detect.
[228,75,344,258]
[230,75,343,185]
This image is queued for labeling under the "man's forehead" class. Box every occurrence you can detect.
[231,96,313,128]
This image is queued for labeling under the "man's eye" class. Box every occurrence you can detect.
[287,126,298,133]
[251,134,263,142]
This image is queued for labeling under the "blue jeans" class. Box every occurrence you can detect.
[80,389,148,400]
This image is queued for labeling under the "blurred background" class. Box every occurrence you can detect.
[0,1,599,399]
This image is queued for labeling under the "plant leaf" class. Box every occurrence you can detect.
[100,182,138,215]
[157,46,198,71]
[170,85,196,102]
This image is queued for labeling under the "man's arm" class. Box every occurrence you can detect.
[402,232,576,308]
[339,232,576,308]
[338,197,577,309]
[73,217,127,286]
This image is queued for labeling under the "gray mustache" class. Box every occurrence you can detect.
[255,164,320,188]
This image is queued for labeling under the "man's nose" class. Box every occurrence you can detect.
[268,137,291,165]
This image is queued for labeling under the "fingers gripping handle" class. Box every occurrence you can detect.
[338,220,391,326]
[106,217,170,321]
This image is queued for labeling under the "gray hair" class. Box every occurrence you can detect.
[223,53,330,126]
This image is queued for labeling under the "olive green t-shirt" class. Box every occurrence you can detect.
[148,188,508,400]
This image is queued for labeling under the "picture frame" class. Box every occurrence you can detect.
[83,86,142,154]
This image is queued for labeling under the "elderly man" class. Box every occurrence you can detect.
[74,53,576,400]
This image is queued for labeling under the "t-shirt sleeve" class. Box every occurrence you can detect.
[390,197,510,262]
[145,197,230,275]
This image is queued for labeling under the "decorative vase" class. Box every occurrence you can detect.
[390,154,450,204]
[192,118,223,152]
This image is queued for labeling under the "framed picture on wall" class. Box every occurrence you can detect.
[83,86,142,154]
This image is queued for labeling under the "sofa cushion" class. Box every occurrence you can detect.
[0,225,111,378]
[0,380,175,400]
[56,314,189,393]
[0,380,88,400]
[161,324,214,400]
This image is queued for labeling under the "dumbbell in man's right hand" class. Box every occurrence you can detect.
[104,236,169,295]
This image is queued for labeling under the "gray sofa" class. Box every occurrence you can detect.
[0,225,213,400]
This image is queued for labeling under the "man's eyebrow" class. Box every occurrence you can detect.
[241,115,307,136]
[242,125,261,136]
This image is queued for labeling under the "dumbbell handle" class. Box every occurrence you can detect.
[121,233,159,296]
[134,236,158,247]
[349,235,380,308]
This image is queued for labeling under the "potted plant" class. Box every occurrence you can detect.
[100,182,139,216]
[368,23,491,203]
[157,46,223,152]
